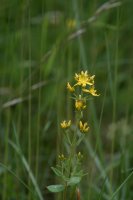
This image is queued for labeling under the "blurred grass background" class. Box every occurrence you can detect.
[0,0,133,199]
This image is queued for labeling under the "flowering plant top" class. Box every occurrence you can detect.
[67,70,99,97]
[47,70,100,198]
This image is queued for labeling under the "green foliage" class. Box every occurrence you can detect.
[0,0,133,199]
[67,176,81,186]
[47,185,65,193]
[47,177,81,193]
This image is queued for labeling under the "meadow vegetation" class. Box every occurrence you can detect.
[0,0,133,199]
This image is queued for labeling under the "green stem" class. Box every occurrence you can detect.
[63,184,67,200]
[69,110,81,172]
[70,186,76,200]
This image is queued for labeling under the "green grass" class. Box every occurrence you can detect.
[0,0,133,199]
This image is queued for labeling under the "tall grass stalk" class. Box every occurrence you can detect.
[9,139,44,200]
[110,9,120,191]
[2,109,11,200]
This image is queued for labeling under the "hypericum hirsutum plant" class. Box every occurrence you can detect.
[47,71,100,200]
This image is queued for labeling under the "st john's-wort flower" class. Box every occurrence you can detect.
[66,19,76,29]
[75,95,86,110]
[74,71,95,87]
[83,86,100,96]
[75,99,86,110]
[60,120,71,129]
[79,121,90,133]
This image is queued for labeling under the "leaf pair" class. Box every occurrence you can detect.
[47,176,81,193]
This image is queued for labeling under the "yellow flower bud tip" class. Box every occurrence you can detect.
[78,95,82,100]
[74,71,95,87]
[67,82,75,92]
[60,120,71,129]
[79,121,90,133]
[77,152,83,159]
[78,152,81,157]
[58,154,66,160]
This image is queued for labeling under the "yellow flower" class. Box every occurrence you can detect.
[75,95,86,111]
[83,86,100,96]
[67,82,75,92]
[75,100,86,110]
[74,71,95,87]
[58,154,66,161]
[66,19,76,29]
[60,120,71,129]
[79,121,90,133]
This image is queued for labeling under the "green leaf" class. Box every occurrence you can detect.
[72,170,85,177]
[51,167,63,177]
[47,184,65,193]
[67,176,81,186]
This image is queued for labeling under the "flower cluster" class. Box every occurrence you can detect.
[59,71,99,186]
[67,71,99,97]
[61,70,100,134]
